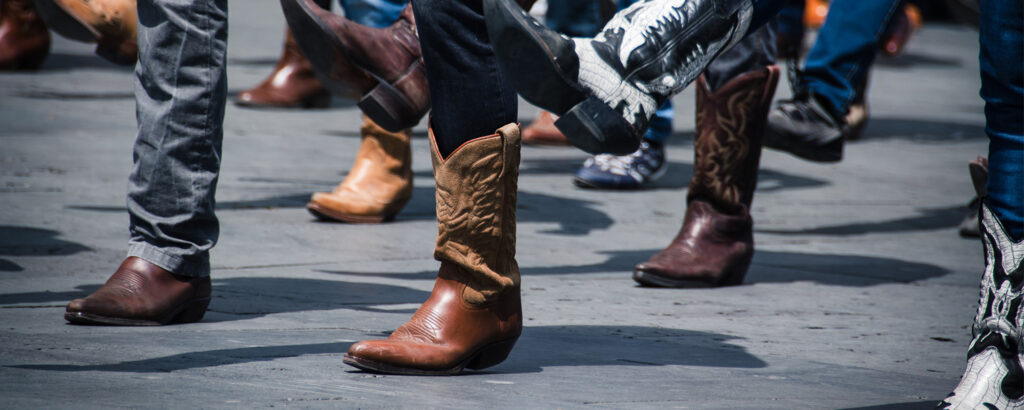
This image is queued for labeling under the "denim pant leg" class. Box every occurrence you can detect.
[980,0,1024,241]
[544,0,602,37]
[339,0,407,28]
[800,0,901,119]
[127,0,229,278]
[704,24,777,92]
[411,0,518,157]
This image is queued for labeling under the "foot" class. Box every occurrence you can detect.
[764,95,844,163]
[573,140,666,190]
[280,0,428,131]
[65,257,211,326]
[633,201,753,288]
[343,262,522,375]
[33,0,137,65]
[0,0,51,70]
[521,110,569,146]
[958,157,988,238]
[236,31,330,108]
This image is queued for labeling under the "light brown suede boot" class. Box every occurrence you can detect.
[33,0,137,65]
[344,123,522,375]
[634,66,779,288]
[307,116,413,223]
[236,29,331,108]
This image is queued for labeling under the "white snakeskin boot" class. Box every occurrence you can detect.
[940,204,1024,409]
[484,0,752,155]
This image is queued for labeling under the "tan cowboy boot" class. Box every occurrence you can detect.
[65,257,211,326]
[307,116,413,223]
[33,0,137,65]
[522,110,570,146]
[0,0,51,70]
[236,29,331,108]
[344,124,523,375]
[634,66,779,288]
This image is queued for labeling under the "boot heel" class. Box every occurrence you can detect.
[172,297,210,324]
[358,64,429,132]
[466,338,518,370]
[555,97,641,155]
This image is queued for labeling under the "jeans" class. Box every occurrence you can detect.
[980,0,1024,241]
[340,0,407,28]
[798,0,901,119]
[543,0,602,38]
[128,0,406,277]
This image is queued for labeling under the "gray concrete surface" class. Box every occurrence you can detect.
[0,3,989,408]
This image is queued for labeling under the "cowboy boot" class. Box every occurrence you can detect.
[236,29,331,108]
[522,110,569,146]
[634,66,779,288]
[280,1,428,132]
[33,0,136,65]
[485,0,754,155]
[344,124,523,375]
[0,0,50,70]
[939,204,1024,409]
[65,257,211,326]
[959,157,988,238]
[307,116,413,223]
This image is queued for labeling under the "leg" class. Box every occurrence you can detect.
[342,0,524,375]
[634,24,779,288]
[940,0,1024,407]
[65,0,227,325]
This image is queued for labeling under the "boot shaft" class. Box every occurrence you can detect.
[688,66,779,213]
[431,124,521,305]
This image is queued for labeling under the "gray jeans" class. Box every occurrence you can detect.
[127,0,229,278]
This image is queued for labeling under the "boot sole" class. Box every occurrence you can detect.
[485,0,639,155]
[64,297,210,326]
[33,0,101,43]
[632,270,718,288]
[342,337,518,376]
[306,202,396,224]
[280,0,426,131]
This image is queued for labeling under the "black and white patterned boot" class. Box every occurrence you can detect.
[939,204,1024,409]
[484,0,752,155]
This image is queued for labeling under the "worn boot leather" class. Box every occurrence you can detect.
[344,124,523,375]
[65,257,211,326]
[307,116,412,223]
[281,0,428,132]
[0,0,50,70]
[236,29,331,108]
[522,110,569,146]
[634,67,779,288]
[33,0,137,65]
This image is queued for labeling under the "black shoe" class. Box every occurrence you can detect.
[764,96,844,163]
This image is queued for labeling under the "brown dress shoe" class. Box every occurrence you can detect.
[521,110,570,146]
[65,257,211,326]
[236,29,331,108]
[634,67,779,288]
[281,1,428,132]
[307,116,412,223]
[344,124,523,375]
[33,0,137,65]
[0,0,51,70]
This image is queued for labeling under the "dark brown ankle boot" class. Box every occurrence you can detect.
[281,1,428,132]
[0,0,51,70]
[236,29,331,108]
[65,257,211,326]
[634,66,780,288]
[344,124,523,375]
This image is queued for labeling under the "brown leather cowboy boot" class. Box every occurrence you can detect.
[65,257,211,326]
[522,110,570,146]
[634,66,779,288]
[33,0,137,65]
[344,124,523,375]
[0,0,50,70]
[280,1,428,132]
[236,29,331,108]
[307,116,413,223]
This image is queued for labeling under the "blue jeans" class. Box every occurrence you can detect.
[340,0,407,28]
[128,0,405,277]
[799,0,901,119]
[980,0,1024,241]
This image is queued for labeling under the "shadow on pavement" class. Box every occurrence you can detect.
[855,118,985,142]
[40,52,133,72]
[9,325,763,373]
[323,249,949,286]
[0,226,91,271]
[838,400,939,410]
[758,205,967,236]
